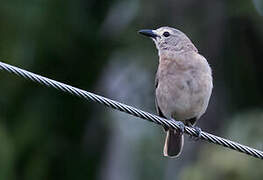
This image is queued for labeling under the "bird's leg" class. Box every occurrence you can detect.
[171,119,185,134]
[193,126,202,139]
[186,122,202,141]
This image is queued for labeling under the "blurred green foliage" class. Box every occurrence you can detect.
[0,0,263,179]
[180,110,263,180]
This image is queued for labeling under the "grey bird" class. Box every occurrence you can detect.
[139,27,213,157]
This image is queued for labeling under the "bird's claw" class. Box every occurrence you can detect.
[178,121,185,134]
[171,119,185,134]
[193,126,202,140]
[186,122,202,141]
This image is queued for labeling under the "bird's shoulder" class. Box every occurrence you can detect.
[158,51,211,76]
[156,51,192,77]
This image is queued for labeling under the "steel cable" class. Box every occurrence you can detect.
[0,61,262,159]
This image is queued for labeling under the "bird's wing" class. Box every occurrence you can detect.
[155,74,169,131]
[154,74,162,115]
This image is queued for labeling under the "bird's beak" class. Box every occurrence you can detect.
[138,29,158,39]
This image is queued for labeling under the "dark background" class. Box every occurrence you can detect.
[0,0,263,179]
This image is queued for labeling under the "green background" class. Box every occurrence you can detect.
[0,0,263,179]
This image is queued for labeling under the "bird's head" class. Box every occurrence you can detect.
[138,26,197,53]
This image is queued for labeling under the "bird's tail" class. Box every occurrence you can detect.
[163,130,184,157]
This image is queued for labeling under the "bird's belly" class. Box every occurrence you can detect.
[156,74,212,121]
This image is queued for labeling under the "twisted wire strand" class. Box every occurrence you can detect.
[0,61,262,159]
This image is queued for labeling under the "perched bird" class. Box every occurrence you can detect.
[139,27,213,157]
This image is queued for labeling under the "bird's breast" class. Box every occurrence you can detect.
[155,53,212,121]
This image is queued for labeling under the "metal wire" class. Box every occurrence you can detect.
[0,61,262,159]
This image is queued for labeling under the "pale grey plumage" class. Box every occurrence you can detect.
[139,26,213,157]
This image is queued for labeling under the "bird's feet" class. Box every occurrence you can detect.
[188,126,202,141]
[171,119,185,134]
[193,126,202,140]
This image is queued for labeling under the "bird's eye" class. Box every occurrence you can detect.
[163,31,170,37]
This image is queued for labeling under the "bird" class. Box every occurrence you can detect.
[138,26,213,158]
